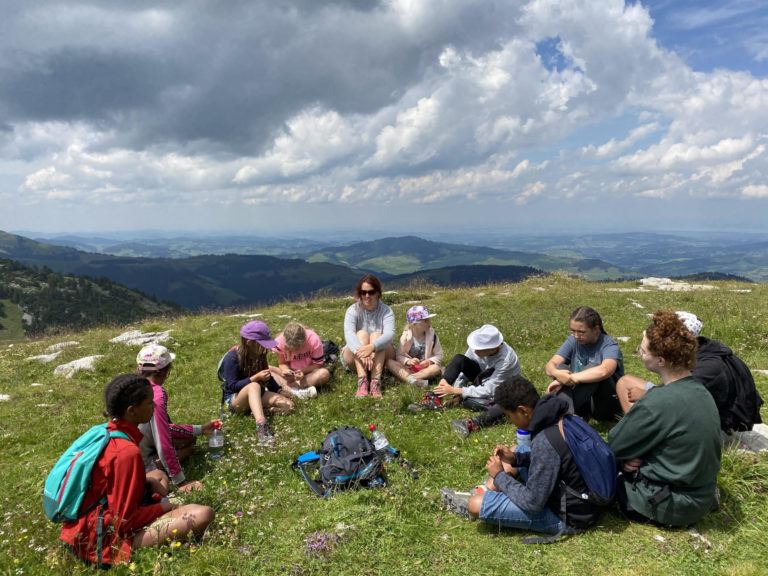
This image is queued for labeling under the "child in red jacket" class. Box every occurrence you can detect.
[60,374,214,567]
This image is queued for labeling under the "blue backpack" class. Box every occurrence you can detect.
[526,414,616,544]
[43,423,131,523]
[556,413,616,506]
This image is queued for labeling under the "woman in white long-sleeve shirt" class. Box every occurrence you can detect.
[342,274,395,399]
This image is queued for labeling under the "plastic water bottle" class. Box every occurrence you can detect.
[369,424,395,462]
[209,420,224,460]
[516,428,532,448]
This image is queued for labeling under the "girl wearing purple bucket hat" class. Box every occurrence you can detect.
[219,320,294,442]
[386,305,444,388]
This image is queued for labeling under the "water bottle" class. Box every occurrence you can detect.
[369,424,395,462]
[516,428,532,449]
[209,420,224,460]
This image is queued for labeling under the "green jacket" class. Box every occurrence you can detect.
[608,376,721,526]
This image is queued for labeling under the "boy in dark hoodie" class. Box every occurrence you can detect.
[617,311,763,433]
[440,375,600,535]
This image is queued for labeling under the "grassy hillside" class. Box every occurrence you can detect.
[0,258,184,338]
[1,276,767,575]
[303,235,629,278]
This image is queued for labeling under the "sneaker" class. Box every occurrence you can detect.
[407,376,429,388]
[408,391,443,411]
[471,484,487,496]
[370,378,382,399]
[256,419,274,442]
[356,377,370,398]
[451,418,480,439]
[292,386,318,400]
[440,487,472,519]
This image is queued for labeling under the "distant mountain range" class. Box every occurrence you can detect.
[2,228,765,337]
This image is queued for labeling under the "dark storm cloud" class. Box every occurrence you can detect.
[0,1,520,156]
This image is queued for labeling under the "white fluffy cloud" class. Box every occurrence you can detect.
[0,0,766,233]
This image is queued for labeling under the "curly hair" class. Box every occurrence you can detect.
[354,274,382,299]
[494,375,540,411]
[645,309,698,370]
[103,374,152,419]
[570,306,606,334]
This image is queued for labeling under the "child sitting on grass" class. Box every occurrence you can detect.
[440,376,600,537]
[220,320,295,442]
[136,345,217,492]
[409,324,520,416]
[60,374,214,568]
[386,305,444,387]
[270,321,332,399]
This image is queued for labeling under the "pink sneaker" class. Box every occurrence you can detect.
[369,378,382,399]
[356,377,370,398]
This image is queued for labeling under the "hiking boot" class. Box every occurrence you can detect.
[292,386,318,400]
[408,391,443,411]
[370,378,382,399]
[356,377,370,398]
[407,376,429,388]
[451,417,480,439]
[256,419,274,443]
[440,487,473,519]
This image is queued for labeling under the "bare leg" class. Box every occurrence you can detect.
[230,382,266,422]
[467,494,483,519]
[261,389,294,414]
[132,504,215,548]
[386,359,412,382]
[616,374,651,414]
[301,368,331,389]
[410,364,442,380]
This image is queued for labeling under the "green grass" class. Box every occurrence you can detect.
[0,298,25,343]
[1,276,768,575]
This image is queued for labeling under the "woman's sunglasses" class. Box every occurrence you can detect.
[360,289,377,296]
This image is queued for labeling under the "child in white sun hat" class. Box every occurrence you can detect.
[386,305,444,388]
[409,324,521,416]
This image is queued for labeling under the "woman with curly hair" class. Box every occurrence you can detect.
[608,310,721,527]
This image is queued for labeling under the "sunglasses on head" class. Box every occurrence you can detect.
[360,289,377,296]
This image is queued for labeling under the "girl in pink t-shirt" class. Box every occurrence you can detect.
[270,322,331,398]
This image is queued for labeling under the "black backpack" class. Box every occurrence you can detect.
[292,426,385,498]
[322,340,340,370]
[721,353,764,432]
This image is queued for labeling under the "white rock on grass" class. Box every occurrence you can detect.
[754,369,768,376]
[109,330,172,346]
[27,351,62,363]
[639,277,715,292]
[616,336,631,342]
[0,394,10,402]
[45,341,80,353]
[54,355,104,378]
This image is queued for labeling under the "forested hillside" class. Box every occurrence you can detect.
[0,258,183,336]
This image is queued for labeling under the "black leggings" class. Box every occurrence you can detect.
[443,354,507,427]
[554,363,622,421]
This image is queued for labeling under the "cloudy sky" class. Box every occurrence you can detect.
[1,0,767,237]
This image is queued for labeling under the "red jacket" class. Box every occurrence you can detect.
[60,419,164,565]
